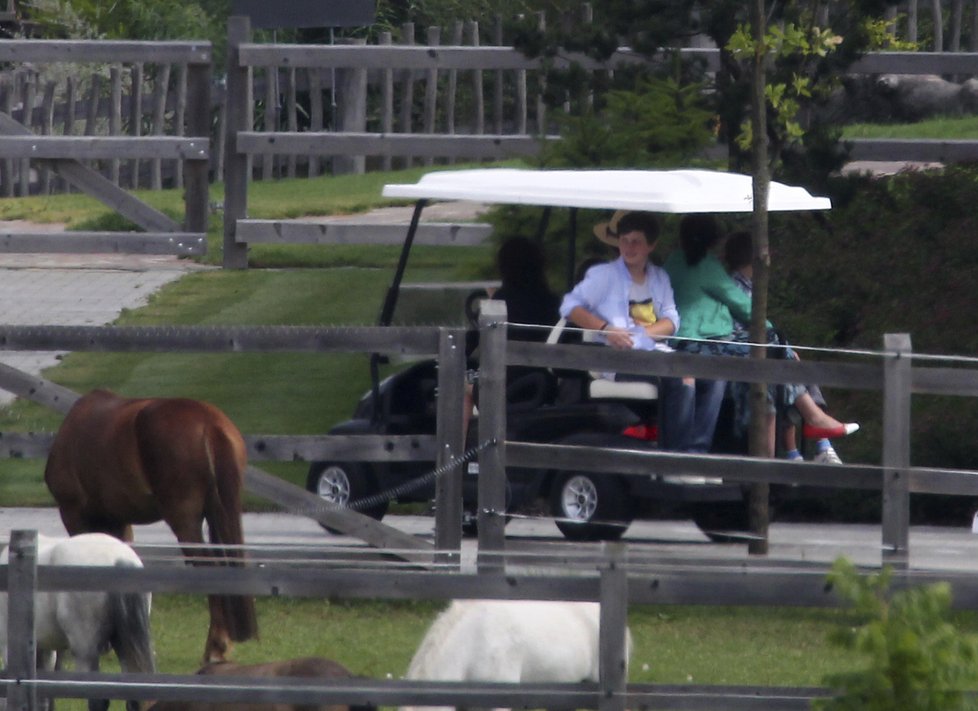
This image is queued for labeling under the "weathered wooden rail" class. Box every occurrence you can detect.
[0,316,977,569]
[2,31,978,265]
[5,529,978,711]
[0,39,211,254]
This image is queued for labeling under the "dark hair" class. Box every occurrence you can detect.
[615,211,660,244]
[497,236,546,288]
[678,214,721,266]
[575,256,605,284]
[724,230,753,272]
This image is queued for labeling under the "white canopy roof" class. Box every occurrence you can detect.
[383,168,831,213]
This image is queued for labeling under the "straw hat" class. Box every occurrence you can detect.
[592,210,629,246]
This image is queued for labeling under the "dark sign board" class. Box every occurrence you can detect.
[231,0,375,28]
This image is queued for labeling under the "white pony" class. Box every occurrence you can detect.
[0,533,156,711]
[401,600,631,711]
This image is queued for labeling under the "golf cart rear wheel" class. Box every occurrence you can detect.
[306,461,390,527]
[691,501,749,543]
[550,471,633,542]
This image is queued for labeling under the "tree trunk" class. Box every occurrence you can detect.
[748,0,770,556]
[932,0,944,50]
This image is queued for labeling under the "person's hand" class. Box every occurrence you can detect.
[604,326,633,350]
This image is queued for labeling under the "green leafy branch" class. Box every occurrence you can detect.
[725,21,842,152]
[819,557,978,711]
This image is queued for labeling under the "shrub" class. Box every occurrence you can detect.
[819,557,978,711]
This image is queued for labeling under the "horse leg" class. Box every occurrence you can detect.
[168,520,233,663]
[57,507,132,543]
[74,652,110,711]
[37,650,58,711]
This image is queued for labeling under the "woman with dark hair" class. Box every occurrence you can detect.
[662,217,857,456]
[492,235,560,342]
[660,214,744,453]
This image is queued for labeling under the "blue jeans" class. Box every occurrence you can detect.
[659,375,727,453]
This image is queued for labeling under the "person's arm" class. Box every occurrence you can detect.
[647,267,678,338]
[644,317,675,338]
[561,266,633,349]
[568,305,609,332]
[702,259,759,325]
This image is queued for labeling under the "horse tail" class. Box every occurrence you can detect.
[108,560,156,675]
[202,420,259,644]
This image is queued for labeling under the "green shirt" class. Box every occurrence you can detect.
[663,251,754,340]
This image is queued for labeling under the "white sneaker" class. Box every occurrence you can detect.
[814,446,843,464]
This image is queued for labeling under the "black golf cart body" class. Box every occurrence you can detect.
[307,168,832,541]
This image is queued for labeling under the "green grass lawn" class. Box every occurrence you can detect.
[147,598,873,686]
[0,180,493,505]
[842,114,978,139]
[47,592,978,711]
[59,595,877,710]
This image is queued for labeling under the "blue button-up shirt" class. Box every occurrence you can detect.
[559,256,680,353]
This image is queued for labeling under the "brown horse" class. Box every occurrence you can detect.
[44,389,259,663]
[148,657,375,711]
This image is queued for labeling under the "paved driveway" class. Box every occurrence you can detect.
[0,237,209,405]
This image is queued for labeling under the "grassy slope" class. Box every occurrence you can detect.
[114,597,880,685]
[842,114,978,139]
[0,174,493,504]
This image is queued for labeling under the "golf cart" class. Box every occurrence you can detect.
[307,168,831,541]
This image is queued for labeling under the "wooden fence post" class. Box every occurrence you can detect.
[223,15,252,269]
[262,65,278,180]
[285,67,298,179]
[434,327,466,565]
[493,16,504,134]
[599,542,628,711]
[467,21,484,137]
[129,63,143,190]
[60,75,77,193]
[379,31,394,172]
[1,74,13,196]
[333,38,367,176]
[6,529,38,711]
[307,67,323,178]
[535,11,547,136]
[151,63,172,190]
[445,21,463,164]
[39,81,55,195]
[422,26,440,168]
[398,22,416,169]
[882,333,912,568]
[184,56,212,236]
[174,62,188,190]
[476,299,507,573]
[109,66,122,185]
[19,74,34,196]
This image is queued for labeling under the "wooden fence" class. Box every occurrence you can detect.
[3,529,836,711]
[6,30,978,265]
[3,313,978,707]
[0,40,211,256]
[1,313,978,566]
[220,23,978,267]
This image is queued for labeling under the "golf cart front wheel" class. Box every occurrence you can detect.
[550,471,633,542]
[306,461,390,528]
